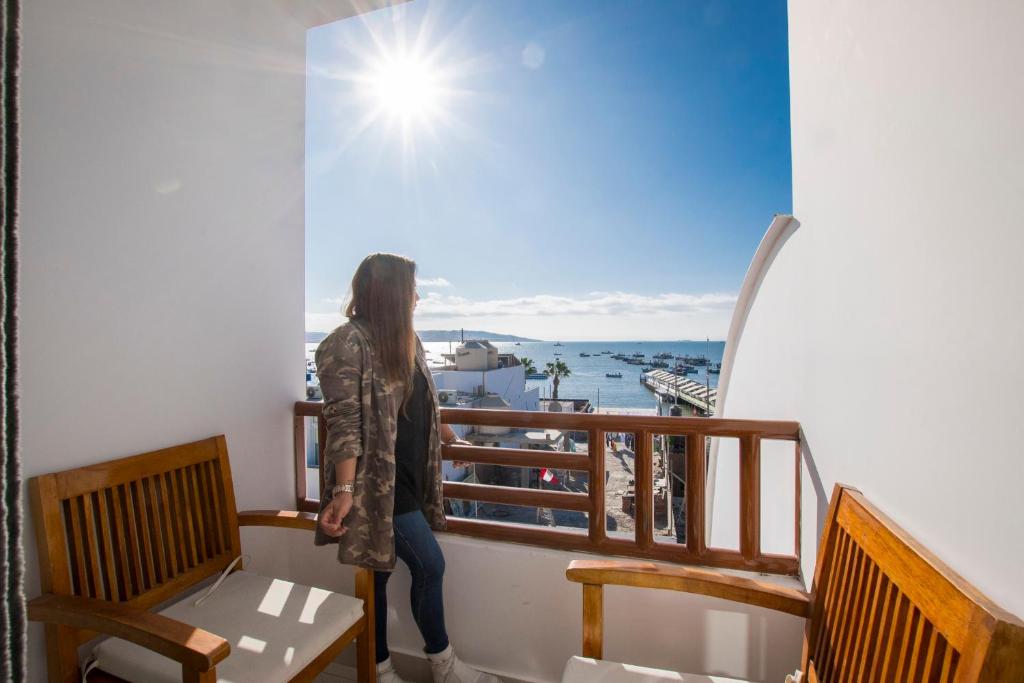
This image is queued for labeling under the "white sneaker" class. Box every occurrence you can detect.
[377,657,412,683]
[427,645,501,683]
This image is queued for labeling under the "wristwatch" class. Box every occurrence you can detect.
[332,481,355,496]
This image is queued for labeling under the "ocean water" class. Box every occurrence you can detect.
[306,339,723,409]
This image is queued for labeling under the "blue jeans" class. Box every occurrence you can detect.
[374,510,450,663]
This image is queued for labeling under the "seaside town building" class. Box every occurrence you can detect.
[430,340,541,485]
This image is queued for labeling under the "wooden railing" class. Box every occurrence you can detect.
[294,401,801,575]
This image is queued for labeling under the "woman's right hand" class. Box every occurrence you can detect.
[318,492,353,537]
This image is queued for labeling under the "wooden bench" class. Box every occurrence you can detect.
[28,435,375,683]
[565,484,1024,682]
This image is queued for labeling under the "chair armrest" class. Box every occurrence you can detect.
[28,593,230,672]
[566,559,810,617]
[237,509,318,531]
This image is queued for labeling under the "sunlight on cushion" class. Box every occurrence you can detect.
[299,586,332,624]
[237,635,267,654]
[257,578,295,617]
[91,571,364,683]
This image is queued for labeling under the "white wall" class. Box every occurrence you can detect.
[434,366,538,481]
[20,2,383,680]
[717,0,1024,617]
[433,366,538,410]
[522,385,541,411]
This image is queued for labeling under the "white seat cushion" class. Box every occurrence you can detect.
[93,570,364,683]
[562,656,750,683]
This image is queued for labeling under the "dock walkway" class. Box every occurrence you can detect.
[641,369,717,413]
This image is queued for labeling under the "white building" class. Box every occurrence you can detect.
[431,341,541,481]
[432,340,541,414]
[450,339,499,371]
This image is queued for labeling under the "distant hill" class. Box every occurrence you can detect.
[306,330,541,344]
[417,330,542,342]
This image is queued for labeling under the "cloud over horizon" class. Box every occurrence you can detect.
[417,276,452,288]
[413,290,736,318]
[307,290,737,340]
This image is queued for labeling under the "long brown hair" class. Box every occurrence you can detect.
[345,253,418,398]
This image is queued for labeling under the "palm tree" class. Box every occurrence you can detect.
[520,357,537,375]
[544,360,572,399]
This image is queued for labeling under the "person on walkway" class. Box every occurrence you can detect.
[315,253,501,683]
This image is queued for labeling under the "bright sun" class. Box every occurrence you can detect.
[318,4,474,165]
[367,57,444,123]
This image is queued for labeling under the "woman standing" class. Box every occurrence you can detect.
[315,253,500,683]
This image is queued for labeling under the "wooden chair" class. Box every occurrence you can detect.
[28,435,376,683]
[564,484,1024,682]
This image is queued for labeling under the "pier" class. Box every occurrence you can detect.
[641,369,717,413]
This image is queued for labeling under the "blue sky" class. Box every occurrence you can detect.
[306,0,791,340]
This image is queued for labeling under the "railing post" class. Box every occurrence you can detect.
[294,415,306,508]
[634,430,654,550]
[589,428,606,545]
[685,432,707,555]
[739,434,761,562]
[794,439,802,560]
[316,415,328,500]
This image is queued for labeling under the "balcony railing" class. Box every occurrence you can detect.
[294,402,801,575]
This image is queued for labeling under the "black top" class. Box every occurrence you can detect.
[393,366,430,515]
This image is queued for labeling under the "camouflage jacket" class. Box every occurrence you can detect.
[313,318,447,570]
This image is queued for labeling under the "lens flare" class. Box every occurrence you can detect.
[369,57,444,122]
[309,3,487,177]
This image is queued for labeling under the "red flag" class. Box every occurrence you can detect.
[541,468,559,485]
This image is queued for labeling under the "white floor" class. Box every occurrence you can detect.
[312,656,532,683]
[314,663,357,682]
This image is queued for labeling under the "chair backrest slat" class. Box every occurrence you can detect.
[803,485,1024,682]
[30,435,241,649]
